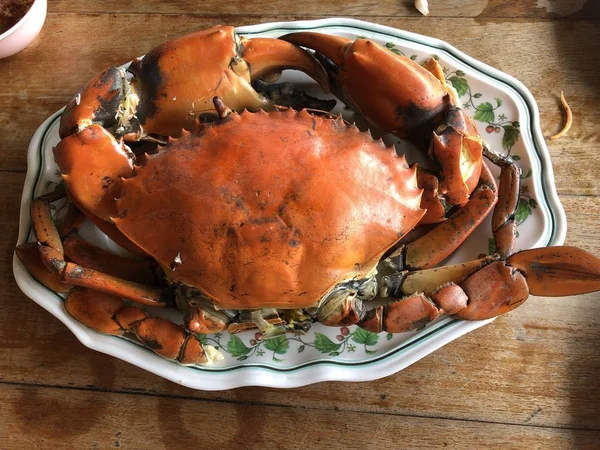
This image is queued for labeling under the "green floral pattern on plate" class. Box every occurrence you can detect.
[196,326,381,362]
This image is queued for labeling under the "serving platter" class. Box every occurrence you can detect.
[13,18,566,390]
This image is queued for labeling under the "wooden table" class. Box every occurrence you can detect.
[2,1,600,448]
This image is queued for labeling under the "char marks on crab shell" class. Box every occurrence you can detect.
[113,109,425,310]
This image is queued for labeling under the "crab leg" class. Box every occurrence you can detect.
[64,289,208,365]
[484,145,521,257]
[403,186,497,270]
[62,235,160,285]
[59,202,87,237]
[15,243,73,293]
[317,247,600,332]
[385,180,497,271]
[30,195,168,307]
[184,306,230,334]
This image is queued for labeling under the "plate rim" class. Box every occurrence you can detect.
[12,17,566,390]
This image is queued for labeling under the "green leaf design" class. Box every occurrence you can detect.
[314,333,342,353]
[455,69,465,77]
[473,102,495,123]
[226,335,251,357]
[352,328,379,346]
[410,54,417,60]
[385,42,404,56]
[263,335,290,355]
[473,93,482,98]
[512,155,521,161]
[448,76,468,97]
[194,333,208,345]
[297,345,305,353]
[521,168,532,179]
[495,97,503,107]
[515,198,533,224]
[529,198,538,208]
[386,333,394,341]
[488,238,497,255]
[502,125,520,151]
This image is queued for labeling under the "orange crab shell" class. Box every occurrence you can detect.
[112,109,425,310]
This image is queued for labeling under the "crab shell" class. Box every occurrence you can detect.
[110,109,425,310]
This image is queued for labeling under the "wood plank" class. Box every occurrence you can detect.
[47,0,600,19]
[2,384,599,450]
[0,96,65,172]
[2,171,600,430]
[1,14,600,195]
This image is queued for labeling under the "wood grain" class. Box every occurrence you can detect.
[3,384,600,450]
[48,0,600,19]
[2,2,600,448]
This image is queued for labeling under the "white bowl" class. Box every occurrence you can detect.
[0,0,47,59]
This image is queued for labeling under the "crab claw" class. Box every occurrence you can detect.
[507,247,600,296]
[59,66,125,139]
[53,124,134,222]
[281,32,450,141]
[59,26,331,142]
[126,27,331,137]
[431,108,484,207]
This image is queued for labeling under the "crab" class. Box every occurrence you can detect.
[16,27,600,366]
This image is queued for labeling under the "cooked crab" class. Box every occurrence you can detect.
[15,27,600,366]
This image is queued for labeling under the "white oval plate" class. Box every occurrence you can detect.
[13,18,566,390]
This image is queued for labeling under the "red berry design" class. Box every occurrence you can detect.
[495,126,501,133]
[336,335,344,341]
[485,125,494,133]
[249,339,257,346]
[255,332,262,340]
[340,326,350,336]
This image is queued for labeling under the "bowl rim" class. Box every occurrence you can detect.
[0,0,46,41]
